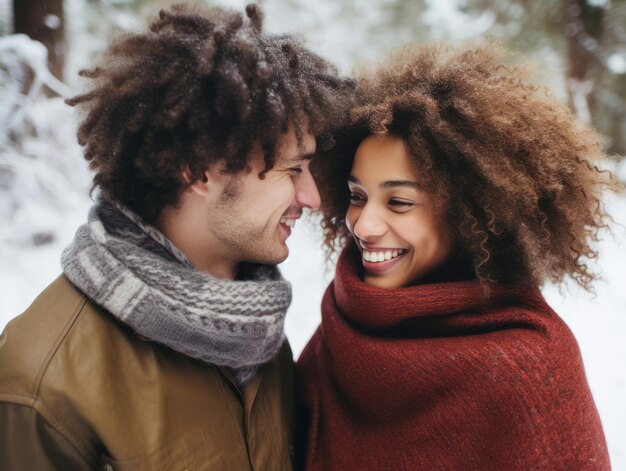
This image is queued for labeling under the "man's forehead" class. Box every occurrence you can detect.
[278,132,316,162]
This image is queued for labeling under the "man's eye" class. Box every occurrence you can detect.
[289,167,303,174]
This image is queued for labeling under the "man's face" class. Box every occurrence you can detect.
[206,128,321,273]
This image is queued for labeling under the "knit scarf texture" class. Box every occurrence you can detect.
[62,200,292,385]
[297,243,609,470]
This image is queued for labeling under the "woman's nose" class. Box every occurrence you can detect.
[352,204,387,240]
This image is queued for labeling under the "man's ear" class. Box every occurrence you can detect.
[183,165,222,197]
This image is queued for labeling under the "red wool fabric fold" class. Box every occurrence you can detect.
[297,244,610,470]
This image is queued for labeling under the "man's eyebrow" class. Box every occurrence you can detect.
[287,153,315,163]
[347,175,422,190]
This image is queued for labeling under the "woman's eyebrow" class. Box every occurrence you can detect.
[348,175,421,190]
[381,180,422,190]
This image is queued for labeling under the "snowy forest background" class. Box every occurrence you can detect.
[1,0,625,467]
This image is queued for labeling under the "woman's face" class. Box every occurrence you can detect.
[346,134,453,289]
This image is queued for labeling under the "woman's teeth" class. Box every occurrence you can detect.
[280,218,296,228]
[362,249,406,263]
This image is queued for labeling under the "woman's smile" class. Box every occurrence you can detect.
[357,240,409,273]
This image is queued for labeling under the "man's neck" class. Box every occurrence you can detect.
[155,204,237,280]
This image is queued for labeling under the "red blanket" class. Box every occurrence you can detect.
[297,244,610,470]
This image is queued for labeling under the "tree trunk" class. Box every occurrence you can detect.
[563,0,604,124]
[13,0,65,82]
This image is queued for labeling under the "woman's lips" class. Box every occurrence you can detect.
[361,249,407,274]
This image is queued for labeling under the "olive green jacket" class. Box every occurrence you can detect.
[0,275,295,470]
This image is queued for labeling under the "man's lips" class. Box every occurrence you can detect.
[278,213,302,238]
[279,211,302,229]
[279,217,297,229]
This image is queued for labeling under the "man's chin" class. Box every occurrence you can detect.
[246,247,289,267]
[272,247,290,265]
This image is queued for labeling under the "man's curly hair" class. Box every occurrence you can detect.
[67,3,353,223]
[313,42,620,291]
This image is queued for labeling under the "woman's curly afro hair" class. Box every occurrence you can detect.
[67,3,354,223]
[313,41,620,291]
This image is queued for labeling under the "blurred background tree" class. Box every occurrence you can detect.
[13,0,64,82]
[458,0,626,156]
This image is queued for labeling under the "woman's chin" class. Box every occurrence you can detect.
[363,273,404,290]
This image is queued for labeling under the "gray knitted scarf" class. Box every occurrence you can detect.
[61,200,292,385]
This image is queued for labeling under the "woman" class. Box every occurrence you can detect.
[297,42,616,470]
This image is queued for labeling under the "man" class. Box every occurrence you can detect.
[0,3,352,469]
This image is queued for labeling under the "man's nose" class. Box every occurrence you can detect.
[296,168,321,210]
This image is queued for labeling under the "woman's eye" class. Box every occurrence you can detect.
[349,192,365,204]
[389,199,414,208]
[289,167,303,175]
